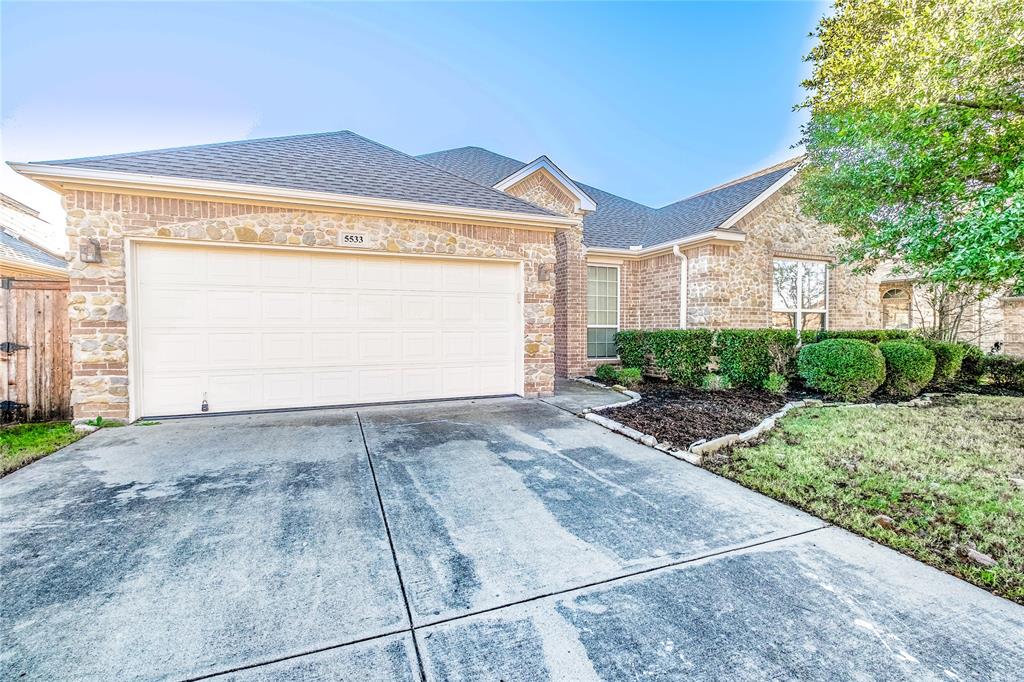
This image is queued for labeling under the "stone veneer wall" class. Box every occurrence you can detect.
[1001,299,1024,356]
[684,184,883,330]
[502,172,589,377]
[63,190,557,420]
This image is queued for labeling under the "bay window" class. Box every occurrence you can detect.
[587,265,619,358]
[771,258,827,331]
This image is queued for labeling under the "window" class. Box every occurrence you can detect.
[771,258,827,331]
[881,287,911,329]
[587,265,619,358]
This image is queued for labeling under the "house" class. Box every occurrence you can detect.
[0,193,68,281]
[10,131,1020,420]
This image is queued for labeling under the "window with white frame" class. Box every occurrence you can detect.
[587,265,619,358]
[771,258,828,331]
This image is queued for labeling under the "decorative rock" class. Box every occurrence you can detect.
[955,545,998,568]
[74,423,98,434]
[872,514,896,530]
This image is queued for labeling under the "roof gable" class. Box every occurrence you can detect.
[418,146,801,249]
[493,156,596,213]
[25,132,555,218]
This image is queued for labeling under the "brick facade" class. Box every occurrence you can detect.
[63,190,558,420]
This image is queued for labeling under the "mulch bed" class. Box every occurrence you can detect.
[602,382,789,449]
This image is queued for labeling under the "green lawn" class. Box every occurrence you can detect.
[1,422,84,476]
[705,395,1024,604]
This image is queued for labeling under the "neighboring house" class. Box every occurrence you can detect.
[9,131,1020,420]
[0,193,68,280]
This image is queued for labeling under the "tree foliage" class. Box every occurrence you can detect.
[798,0,1024,291]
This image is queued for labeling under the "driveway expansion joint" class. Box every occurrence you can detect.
[356,411,428,682]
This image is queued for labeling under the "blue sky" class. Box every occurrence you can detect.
[1,1,826,222]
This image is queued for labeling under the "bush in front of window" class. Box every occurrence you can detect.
[985,354,1024,390]
[797,339,886,400]
[923,340,968,385]
[594,364,620,383]
[807,329,915,344]
[716,329,800,388]
[877,341,936,398]
[614,330,648,369]
[647,329,715,386]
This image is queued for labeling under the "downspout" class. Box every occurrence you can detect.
[673,244,687,329]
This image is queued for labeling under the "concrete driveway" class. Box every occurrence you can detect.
[2,393,1023,681]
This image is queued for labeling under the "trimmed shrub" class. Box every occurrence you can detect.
[646,329,715,386]
[986,354,1024,389]
[807,329,915,344]
[763,372,788,394]
[958,344,986,385]
[716,329,799,388]
[616,367,643,387]
[594,364,619,383]
[615,330,647,369]
[797,339,886,400]
[924,341,968,385]
[878,341,936,398]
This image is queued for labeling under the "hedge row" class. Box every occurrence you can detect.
[614,328,1024,397]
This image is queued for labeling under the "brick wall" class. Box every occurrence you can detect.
[63,190,558,420]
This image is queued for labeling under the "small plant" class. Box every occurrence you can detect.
[797,339,886,401]
[878,340,936,398]
[701,373,732,391]
[135,420,160,426]
[85,416,124,429]
[762,372,788,394]
[616,367,643,388]
[595,364,620,383]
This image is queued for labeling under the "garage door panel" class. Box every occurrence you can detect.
[312,332,355,363]
[208,291,258,324]
[144,289,206,326]
[262,372,311,407]
[207,249,259,285]
[262,292,309,323]
[359,332,399,363]
[311,292,355,323]
[313,370,358,403]
[263,332,308,365]
[358,293,397,323]
[143,332,206,368]
[261,251,311,286]
[208,374,261,411]
[400,259,443,291]
[359,369,401,402]
[311,255,357,287]
[209,332,258,366]
[137,244,520,415]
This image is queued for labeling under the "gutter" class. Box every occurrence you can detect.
[585,228,746,259]
[9,163,580,232]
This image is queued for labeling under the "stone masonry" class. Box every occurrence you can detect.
[63,190,558,420]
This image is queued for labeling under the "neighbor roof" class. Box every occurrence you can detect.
[25,131,555,218]
[0,228,67,273]
[418,147,801,249]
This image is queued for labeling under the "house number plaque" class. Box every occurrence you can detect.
[339,232,370,247]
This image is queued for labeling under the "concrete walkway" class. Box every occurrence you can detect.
[2,397,1022,680]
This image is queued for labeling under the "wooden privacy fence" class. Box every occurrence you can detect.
[1,278,72,422]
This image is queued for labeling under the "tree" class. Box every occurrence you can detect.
[797,0,1024,293]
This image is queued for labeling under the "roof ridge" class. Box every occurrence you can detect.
[673,156,803,203]
[31,130,354,166]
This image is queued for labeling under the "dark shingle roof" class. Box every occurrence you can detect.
[29,131,554,217]
[0,228,66,271]
[417,147,800,249]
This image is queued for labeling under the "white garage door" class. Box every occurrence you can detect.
[134,242,521,416]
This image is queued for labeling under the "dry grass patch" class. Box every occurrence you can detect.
[705,395,1024,604]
